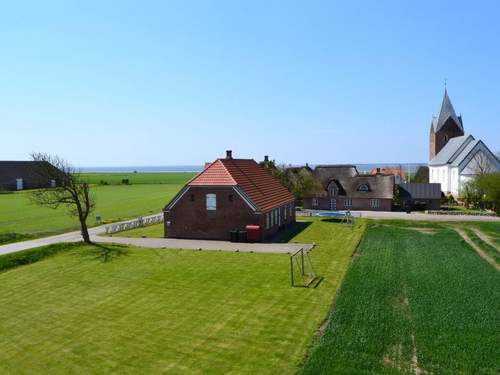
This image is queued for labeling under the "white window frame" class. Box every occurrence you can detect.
[369,199,380,208]
[344,199,352,208]
[266,213,270,229]
[312,198,319,207]
[206,193,216,211]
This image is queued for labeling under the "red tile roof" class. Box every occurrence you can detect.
[188,158,295,211]
[189,160,237,186]
[370,167,406,178]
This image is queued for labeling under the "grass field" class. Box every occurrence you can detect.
[0,184,183,241]
[79,172,196,185]
[0,218,364,373]
[0,172,194,244]
[300,221,500,374]
[107,222,164,238]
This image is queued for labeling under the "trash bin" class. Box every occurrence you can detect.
[230,229,239,242]
[245,225,261,242]
[237,230,247,243]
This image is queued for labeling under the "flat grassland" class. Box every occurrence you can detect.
[0,218,364,374]
[80,172,195,185]
[300,221,500,374]
[0,173,194,244]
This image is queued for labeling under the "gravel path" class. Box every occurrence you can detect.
[0,213,312,256]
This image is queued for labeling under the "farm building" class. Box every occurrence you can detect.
[397,183,442,211]
[0,161,60,191]
[303,165,394,211]
[163,150,296,241]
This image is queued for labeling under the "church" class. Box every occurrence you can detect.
[428,90,499,196]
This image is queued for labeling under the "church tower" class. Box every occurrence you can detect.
[429,89,464,160]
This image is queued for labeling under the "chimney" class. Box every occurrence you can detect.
[264,155,269,162]
[226,150,233,159]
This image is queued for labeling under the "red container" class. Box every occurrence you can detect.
[245,225,261,242]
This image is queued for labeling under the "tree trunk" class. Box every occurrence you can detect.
[80,218,92,243]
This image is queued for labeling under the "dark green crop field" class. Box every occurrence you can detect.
[300,222,500,374]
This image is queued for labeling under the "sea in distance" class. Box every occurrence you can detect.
[80,163,426,174]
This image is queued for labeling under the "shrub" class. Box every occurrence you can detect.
[0,233,33,245]
[0,242,80,272]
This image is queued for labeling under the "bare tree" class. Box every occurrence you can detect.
[29,153,95,243]
[469,150,494,175]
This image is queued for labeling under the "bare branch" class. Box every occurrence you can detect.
[28,153,94,243]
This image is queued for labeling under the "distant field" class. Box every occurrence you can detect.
[0,218,364,373]
[300,221,500,374]
[79,172,196,185]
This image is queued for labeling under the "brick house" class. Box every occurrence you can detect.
[303,165,394,211]
[163,151,296,241]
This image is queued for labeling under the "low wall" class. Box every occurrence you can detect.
[104,214,164,234]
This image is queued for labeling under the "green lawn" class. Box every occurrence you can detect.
[107,222,164,238]
[300,222,500,374]
[0,218,364,374]
[0,184,183,241]
[80,172,196,185]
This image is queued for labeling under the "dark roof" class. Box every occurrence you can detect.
[398,183,442,199]
[313,165,358,187]
[180,155,295,211]
[338,175,394,199]
[311,166,394,199]
[0,161,56,184]
[432,89,463,132]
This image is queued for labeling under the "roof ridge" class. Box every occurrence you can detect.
[222,158,267,197]
[187,159,236,185]
[217,159,237,185]
[447,135,475,164]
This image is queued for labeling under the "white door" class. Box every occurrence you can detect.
[330,199,336,210]
[16,178,24,190]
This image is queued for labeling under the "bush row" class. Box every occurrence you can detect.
[0,242,80,272]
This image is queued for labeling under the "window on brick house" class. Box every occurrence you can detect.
[312,198,319,207]
[369,199,380,208]
[344,199,352,207]
[206,194,216,210]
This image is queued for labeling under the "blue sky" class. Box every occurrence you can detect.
[1,1,499,166]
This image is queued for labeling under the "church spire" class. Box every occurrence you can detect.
[434,89,463,132]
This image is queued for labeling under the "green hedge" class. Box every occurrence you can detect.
[0,243,80,272]
[0,233,34,245]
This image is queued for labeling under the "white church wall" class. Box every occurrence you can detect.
[430,165,450,193]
